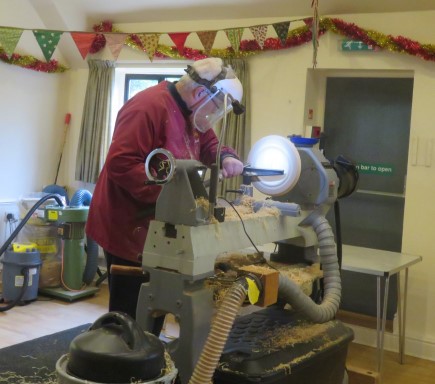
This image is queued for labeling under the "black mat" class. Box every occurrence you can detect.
[0,323,91,383]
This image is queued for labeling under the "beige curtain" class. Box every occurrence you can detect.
[75,60,115,183]
[218,58,250,198]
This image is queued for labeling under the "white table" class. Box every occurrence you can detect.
[341,245,422,378]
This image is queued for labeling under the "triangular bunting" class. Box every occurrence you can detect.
[168,32,190,55]
[0,27,23,58]
[225,28,244,53]
[273,21,291,46]
[70,32,96,59]
[138,33,161,61]
[33,30,63,61]
[197,31,217,55]
[249,25,268,50]
[104,33,127,60]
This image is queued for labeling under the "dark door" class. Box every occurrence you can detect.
[322,77,413,319]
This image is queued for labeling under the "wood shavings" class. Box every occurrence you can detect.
[213,251,322,296]
[270,261,323,296]
[195,196,209,211]
[262,321,332,351]
[0,368,57,384]
[224,196,281,221]
[195,196,281,223]
[264,325,351,374]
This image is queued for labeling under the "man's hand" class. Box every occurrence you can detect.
[221,157,244,178]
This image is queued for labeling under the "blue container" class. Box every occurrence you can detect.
[1,247,42,302]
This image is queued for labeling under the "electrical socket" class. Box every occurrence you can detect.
[4,212,16,222]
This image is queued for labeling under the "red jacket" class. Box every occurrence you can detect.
[86,81,238,264]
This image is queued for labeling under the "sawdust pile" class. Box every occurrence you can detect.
[223,196,281,221]
[261,321,332,351]
[262,321,349,373]
[195,196,281,223]
[0,368,57,384]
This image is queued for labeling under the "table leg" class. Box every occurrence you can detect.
[399,268,409,364]
[378,275,390,377]
[376,276,381,370]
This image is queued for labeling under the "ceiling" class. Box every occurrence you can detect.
[30,0,435,28]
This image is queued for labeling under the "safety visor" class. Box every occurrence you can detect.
[193,88,231,132]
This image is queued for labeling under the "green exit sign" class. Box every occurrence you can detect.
[356,162,395,176]
[341,40,377,51]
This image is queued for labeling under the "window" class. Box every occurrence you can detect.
[110,64,190,138]
[124,74,182,102]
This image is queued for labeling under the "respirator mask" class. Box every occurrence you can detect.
[185,64,245,132]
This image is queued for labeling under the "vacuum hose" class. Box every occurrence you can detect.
[188,277,250,384]
[188,212,339,382]
[0,194,65,258]
[277,211,341,323]
[0,267,31,312]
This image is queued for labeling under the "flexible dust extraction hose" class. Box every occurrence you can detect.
[0,267,30,312]
[0,194,65,258]
[188,277,250,384]
[278,212,341,323]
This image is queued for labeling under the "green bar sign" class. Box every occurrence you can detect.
[356,162,394,176]
[341,40,376,51]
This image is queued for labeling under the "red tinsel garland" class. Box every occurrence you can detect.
[90,20,113,54]
[3,17,435,73]
[324,18,435,62]
[0,50,67,73]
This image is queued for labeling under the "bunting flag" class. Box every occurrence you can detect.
[225,28,244,53]
[33,30,63,61]
[5,18,435,74]
[0,27,23,57]
[168,32,190,55]
[104,33,127,60]
[273,21,291,46]
[70,32,96,59]
[197,30,217,55]
[138,33,161,61]
[249,25,268,49]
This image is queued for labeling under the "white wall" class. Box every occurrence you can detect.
[0,64,70,197]
[0,0,72,200]
[1,6,435,360]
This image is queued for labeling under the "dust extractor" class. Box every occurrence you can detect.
[0,243,42,312]
[39,189,99,301]
[0,190,99,310]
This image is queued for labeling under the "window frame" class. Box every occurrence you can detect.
[123,74,183,103]
[110,63,190,140]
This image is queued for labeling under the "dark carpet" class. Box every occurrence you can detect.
[0,323,91,383]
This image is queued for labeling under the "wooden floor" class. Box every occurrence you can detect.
[1,283,435,384]
[0,282,109,348]
[346,342,435,384]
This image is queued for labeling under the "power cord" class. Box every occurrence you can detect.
[6,213,18,236]
[219,197,261,255]
[218,196,280,272]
